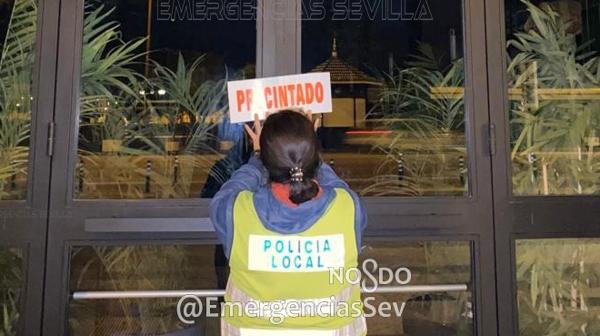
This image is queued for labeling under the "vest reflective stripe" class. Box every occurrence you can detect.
[226,188,362,330]
[225,279,356,306]
[221,316,368,336]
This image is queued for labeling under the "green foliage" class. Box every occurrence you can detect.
[80,5,146,100]
[0,113,28,199]
[145,53,228,155]
[0,1,34,331]
[365,43,466,196]
[70,246,192,334]
[0,249,22,336]
[0,0,36,200]
[68,5,230,329]
[511,2,600,335]
[377,42,465,133]
[516,239,600,336]
[77,4,148,151]
[508,0,600,195]
[76,5,229,199]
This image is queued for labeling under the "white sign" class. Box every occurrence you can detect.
[227,73,332,123]
[247,234,345,273]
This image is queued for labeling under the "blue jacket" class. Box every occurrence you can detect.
[210,155,368,258]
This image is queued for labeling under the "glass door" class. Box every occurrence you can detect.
[45,0,259,333]
[43,0,497,334]
[298,0,496,334]
[487,0,600,334]
[0,0,58,335]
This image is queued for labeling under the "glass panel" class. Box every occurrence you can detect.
[0,247,23,335]
[0,0,36,200]
[516,239,600,335]
[76,1,256,199]
[302,0,468,196]
[361,240,473,335]
[68,244,224,335]
[69,241,473,335]
[506,0,600,195]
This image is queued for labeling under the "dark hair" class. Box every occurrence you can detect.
[260,110,321,205]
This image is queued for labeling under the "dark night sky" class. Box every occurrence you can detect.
[302,0,464,73]
[3,0,600,75]
[113,0,257,71]
[0,0,15,45]
[89,0,463,79]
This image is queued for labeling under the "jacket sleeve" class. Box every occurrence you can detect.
[317,163,368,251]
[209,155,265,258]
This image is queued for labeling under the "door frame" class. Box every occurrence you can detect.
[39,0,499,334]
[0,0,59,335]
[485,0,600,334]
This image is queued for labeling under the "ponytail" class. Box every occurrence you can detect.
[288,166,319,204]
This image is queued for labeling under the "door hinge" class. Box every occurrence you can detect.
[47,121,55,157]
[488,123,497,156]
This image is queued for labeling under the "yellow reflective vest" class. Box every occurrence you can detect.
[223,188,366,335]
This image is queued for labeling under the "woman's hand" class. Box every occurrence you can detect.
[244,113,263,152]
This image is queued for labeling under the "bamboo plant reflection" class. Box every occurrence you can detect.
[0,0,35,200]
[70,246,197,335]
[0,249,21,336]
[508,0,600,195]
[366,43,467,196]
[69,5,231,332]
[76,5,229,199]
[510,2,600,335]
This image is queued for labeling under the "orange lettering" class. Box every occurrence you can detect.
[277,85,288,107]
[287,84,296,106]
[315,82,324,103]
[245,89,253,111]
[236,90,245,112]
[264,87,273,109]
[305,83,315,104]
[296,83,305,105]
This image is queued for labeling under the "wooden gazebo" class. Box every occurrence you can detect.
[310,38,381,129]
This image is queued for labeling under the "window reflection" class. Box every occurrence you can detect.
[0,247,23,335]
[0,0,36,200]
[76,0,469,200]
[68,245,222,335]
[516,239,600,335]
[303,0,468,197]
[67,242,473,336]
[506,0,600,195]
[76,1,256,199]
[361,241,473,335]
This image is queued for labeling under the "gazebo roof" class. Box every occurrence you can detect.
[310,38,382,86]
